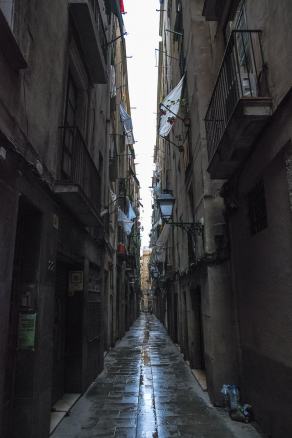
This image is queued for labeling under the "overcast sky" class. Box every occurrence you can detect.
[123,0,160,250]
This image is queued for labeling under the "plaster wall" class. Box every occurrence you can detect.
[0,0,68,176]
[0,0,109,178]
[182,0,238,402]
[230,144,292,437]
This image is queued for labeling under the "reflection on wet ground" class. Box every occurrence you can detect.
[52,314,260,438]
[137,321,158,438]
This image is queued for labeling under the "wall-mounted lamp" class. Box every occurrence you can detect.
[156,190,175,221]
[149,264,160,279]
[156,190,203,234]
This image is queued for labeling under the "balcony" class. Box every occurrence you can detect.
[202,0,241,22]
[69,0,107,83]
[54,127,102,226]
[205,30,272,179]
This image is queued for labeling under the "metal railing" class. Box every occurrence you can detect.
[89,0,107,61]
[205,30,268,161]
[60,126,101,214]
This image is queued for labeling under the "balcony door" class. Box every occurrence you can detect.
[62,75,78,179]
[191,286,205,370]
[225,2,259,98]
[224,0,247,42]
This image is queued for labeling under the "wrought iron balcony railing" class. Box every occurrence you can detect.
[59,126,101,214]
[205,30,271,171]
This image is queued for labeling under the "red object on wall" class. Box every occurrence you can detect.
[119,0,125,13]
[117,243,126,255]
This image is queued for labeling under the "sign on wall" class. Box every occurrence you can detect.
[17,312,37,351]
[68,271,84,296]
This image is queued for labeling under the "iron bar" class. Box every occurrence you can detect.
[205,30,267,162]
[59,126,101,213]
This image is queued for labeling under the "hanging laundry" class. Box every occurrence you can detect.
[159,75,185,137]
[118,208,134,235]
[120,0,125,13]
[120,103,135,145]
[110,0,126,34]
[126,198,137,221]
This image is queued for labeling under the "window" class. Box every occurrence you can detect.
[224,0,260,99]
[224,0,247,42]
[248,180,268,235]
[65,74,78,128]
[62,74,78,178]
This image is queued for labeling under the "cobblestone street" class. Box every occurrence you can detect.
[52,314,261,438]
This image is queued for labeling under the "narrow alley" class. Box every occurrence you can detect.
[52,315,261,438]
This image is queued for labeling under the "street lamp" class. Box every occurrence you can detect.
[149,264,160,279]
[156,190,175,221]
[156,190,203,234]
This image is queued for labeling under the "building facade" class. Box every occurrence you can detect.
[140,248,152,312]
[151,1,292,437]
[0,1,140,437]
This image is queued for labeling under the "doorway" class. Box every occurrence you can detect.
[51,259,83,406]
[196,287,205,370]
[190,285,207,390]
[2,196,42,437]
[183,289,189,359]
[191,286,205,369]
[173,292,178,343]
[51,261,68,405]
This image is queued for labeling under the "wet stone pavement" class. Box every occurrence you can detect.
[52,314,261,438]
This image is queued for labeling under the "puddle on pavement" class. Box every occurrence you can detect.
[142,349,150,366]
[143,329,150,342]
[137,320,159,437]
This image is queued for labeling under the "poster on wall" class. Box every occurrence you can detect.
[17,312,37,351]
